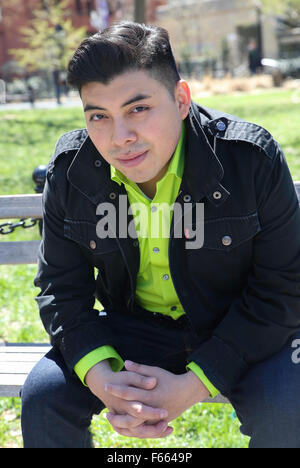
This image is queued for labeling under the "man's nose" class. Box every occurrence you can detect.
[111,119,137,147]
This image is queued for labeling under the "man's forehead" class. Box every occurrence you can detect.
[81,71,162,108]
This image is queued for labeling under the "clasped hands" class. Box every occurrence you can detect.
[86,359,210,439]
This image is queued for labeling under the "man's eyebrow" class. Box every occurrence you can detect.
[84,94,152,113]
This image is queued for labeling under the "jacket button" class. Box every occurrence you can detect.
[109,192,117,200]
[94,160,102,167]
[217,121,226,132]
[222,236,232,246]
[162,274,169,280]
[90,240,97,249]
[183,194,192,202]
[213,191,222,200]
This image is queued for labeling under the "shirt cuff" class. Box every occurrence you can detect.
[186,361,220,399]
[74,346,124,386]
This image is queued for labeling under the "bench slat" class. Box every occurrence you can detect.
[0,353,49,362]
[0,345,50,353]
[0,344,51,397]
[0,195,42,219]
[0,241,41,264]
[0,361,40,374]
[0,374,29,397]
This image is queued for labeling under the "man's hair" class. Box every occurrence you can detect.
[67,21,181,98]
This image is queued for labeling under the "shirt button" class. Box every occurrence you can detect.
[90,240,97,249]
[151,206,157,212]
[222,236,232,246]
[153,247,160,253]
[170,306,177,311]
[162,274,169,281]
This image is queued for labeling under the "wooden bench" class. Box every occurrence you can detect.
[1,184,300,401]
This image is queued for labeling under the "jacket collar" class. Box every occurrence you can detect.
[67,100,230,207]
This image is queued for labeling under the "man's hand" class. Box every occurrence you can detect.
[104,360,210,438]
[85,360,172,438]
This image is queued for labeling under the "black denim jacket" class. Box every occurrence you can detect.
[34,101,300,395]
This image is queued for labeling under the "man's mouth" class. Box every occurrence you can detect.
[117,151,148,168]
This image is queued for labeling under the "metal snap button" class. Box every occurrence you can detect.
[90,240,97,249]
[162,274,169,280]
[216,121,226,132]
[213,191,222,200]
[170,306,177,311]
[94,160,102,167]
[222,236,232,246]
[133,240,139,247]
[183,194,192,202]
[153,247,159,253]
[109,192,117,200]
[151,205,157,212]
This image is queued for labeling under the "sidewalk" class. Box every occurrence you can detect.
[0,96,82,111]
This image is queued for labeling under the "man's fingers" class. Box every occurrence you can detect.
[111,420,174,439]
[110,401,168,422]
[106,412,142,429]
[125,371,157,390]
[105,383,149,402]
[125,360,157,376]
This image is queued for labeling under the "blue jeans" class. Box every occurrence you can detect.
[21,309,300,448]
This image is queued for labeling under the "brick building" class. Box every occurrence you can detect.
[156,0,282,75]
[0,0,166,77]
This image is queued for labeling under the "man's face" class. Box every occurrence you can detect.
[81,70,191,185]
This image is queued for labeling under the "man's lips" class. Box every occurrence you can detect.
[116,151,148,167]
[117,150,148,161]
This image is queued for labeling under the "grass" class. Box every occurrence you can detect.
[0,87,299,448]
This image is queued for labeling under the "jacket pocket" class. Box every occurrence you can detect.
[64,218,119,254]
[200,212,261,252]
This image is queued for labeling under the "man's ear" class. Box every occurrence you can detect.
[175,80,191,120]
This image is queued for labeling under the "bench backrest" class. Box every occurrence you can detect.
[1,182,300,265]
[0,195,42,265]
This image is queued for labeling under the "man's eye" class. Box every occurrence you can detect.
[90,114,106,121]
[131,106,149,114]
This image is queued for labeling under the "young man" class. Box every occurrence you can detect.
[21,22,300,448]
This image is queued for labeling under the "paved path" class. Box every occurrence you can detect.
[0,97,81,111]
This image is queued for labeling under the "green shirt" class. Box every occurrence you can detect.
[74,122,219,399]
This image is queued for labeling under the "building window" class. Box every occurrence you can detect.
[76,0,82,14]
[87,0,92,15]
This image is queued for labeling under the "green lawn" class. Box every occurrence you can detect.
[0,88,299,448]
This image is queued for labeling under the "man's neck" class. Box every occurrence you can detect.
[136,162,170,199]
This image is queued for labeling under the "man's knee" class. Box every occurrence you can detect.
[21,355,67,420]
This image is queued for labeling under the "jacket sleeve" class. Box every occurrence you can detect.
[34,166,117,373]
[188,143,300,395]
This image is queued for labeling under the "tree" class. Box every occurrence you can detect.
[260,0,300,26]
[9,0,87,73]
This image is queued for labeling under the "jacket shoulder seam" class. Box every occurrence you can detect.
[208,118,278,161]
[49,128,88,168]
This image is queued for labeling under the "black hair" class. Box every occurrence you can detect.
[67,21,181,98]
